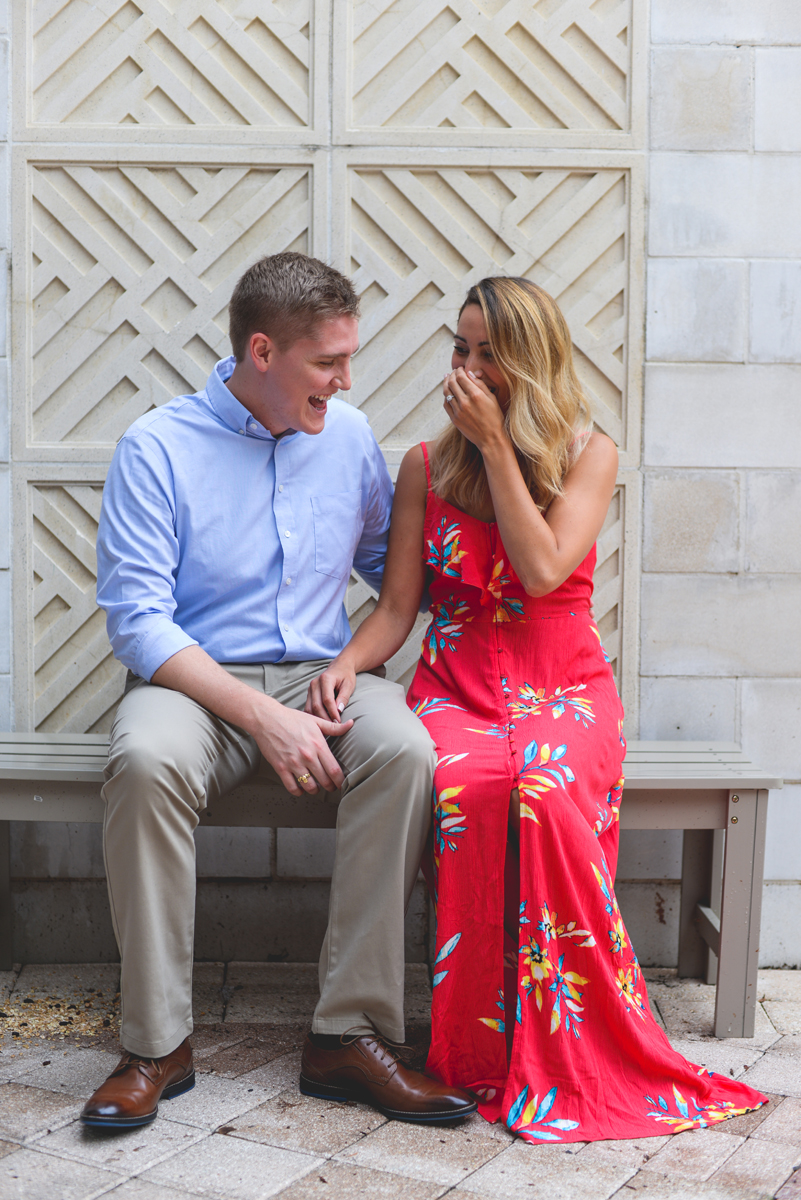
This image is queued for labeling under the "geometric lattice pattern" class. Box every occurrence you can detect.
[14,0,645,732]
[32,486,125,733]
[347,165,628,450]
[593,483,625,685]
[30,163,309,445]
[31,1,312,127]
[351,0,630,131]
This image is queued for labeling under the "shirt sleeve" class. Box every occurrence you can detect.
[96,433,199,681]
[351,432,394,594]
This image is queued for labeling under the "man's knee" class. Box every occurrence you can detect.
[374,705,437,778]
[104,721,203,814]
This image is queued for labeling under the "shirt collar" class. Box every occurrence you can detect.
[205,357,297,442]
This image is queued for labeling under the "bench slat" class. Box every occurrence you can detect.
[0,738,784,790]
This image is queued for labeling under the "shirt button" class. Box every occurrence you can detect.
[278,484,284,492]
[285,577,292,585]
[283,625,289,632]
[284,530,291,537]
[238,429,244,435]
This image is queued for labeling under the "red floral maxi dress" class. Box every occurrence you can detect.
[405,443,767,1144]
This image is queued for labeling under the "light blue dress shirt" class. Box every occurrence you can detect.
[96,357,393,682]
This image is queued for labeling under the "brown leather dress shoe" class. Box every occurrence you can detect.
[300,1034,477,1123]
[80,1038,195,1128]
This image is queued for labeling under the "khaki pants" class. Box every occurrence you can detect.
[101,661,435,1058]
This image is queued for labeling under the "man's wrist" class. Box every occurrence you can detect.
[231,687,283,739]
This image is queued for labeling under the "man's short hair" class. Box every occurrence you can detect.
[228,252,360,360]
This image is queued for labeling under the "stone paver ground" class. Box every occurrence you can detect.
[1,964,800,1199]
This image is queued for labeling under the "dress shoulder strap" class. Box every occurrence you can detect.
[568,428,592,464]
[420,441,431,490]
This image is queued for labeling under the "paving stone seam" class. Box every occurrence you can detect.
[328,1133,513,1190]
[1,1146,133,1200]
[1,1105,84,1146]
[214,1107,391,1156]
[20,1118,213,1178]
[10,1137,133,1177]
[158,1093,275,1133]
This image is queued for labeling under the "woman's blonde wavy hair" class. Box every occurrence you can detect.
[429,277,592,513]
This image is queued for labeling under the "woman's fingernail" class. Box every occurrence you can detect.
[338,701,345,712]
[468,370,476,378]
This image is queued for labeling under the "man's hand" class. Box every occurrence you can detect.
[151,645,352,797]
[251,701,352,797]
[305,658,357,724]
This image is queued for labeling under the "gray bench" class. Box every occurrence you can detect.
[0,735,782,1038]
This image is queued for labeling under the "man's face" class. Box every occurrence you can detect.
[255,315,360,437]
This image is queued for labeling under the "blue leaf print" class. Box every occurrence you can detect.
[516,993,522,1024]
[658,1096,668,1112]
[435,932,462,964]
[561,765,576,783]
[552,704,565,718]
[507,1086,529,1127]
[673,1085,690,1119]
[523,740,538,767]
[532,1087,557,1126]
[551,744,567,760]
[432,971,449,987]
[528,1130,562,1141]
[544,1119,580,1131]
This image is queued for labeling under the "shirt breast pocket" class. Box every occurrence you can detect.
[311,491,364,578]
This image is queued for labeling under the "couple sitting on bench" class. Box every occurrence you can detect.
[84,252,766,1141]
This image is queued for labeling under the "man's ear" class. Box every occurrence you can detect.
[249,332,275,374]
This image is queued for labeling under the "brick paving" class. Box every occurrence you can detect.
[0,966,799,1200]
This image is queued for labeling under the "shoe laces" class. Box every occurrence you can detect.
[340,1018,409,1068]
[112,1051,162,1082]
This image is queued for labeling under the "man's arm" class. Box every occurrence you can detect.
[96,434,199,679]
[350,433,394,593]
[98,435,350,796]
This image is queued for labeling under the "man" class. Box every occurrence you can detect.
[84,252,475,1127]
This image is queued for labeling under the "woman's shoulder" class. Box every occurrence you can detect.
[569,429,617,470]
[394,444,430,507]
[399,443,428,483]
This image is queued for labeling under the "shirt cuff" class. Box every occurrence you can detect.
[135,619,199,682]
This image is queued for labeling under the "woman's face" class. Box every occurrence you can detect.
[451,304,510,411]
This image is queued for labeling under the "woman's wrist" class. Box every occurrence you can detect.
[480,430,515,464]
[330,649,358,674]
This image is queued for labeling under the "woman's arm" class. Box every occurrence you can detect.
[305,445,428,721]
[445,366,618,597]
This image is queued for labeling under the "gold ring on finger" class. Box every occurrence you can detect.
[296,773,311,785]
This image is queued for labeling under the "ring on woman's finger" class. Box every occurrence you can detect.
[444,394,454,403]
[296,773,311,785]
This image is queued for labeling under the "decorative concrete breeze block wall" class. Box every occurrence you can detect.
[1,0,798,966]
[637,1,801,967]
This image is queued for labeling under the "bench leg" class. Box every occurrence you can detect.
[678,829,714,979]
[0,820,11,971]
[714,789,768,1039]
[705,829,725,986]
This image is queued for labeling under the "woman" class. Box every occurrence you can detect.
[306,277,766,1142]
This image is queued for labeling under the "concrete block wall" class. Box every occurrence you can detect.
[10,822,429,964]
[627,1,801,966]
